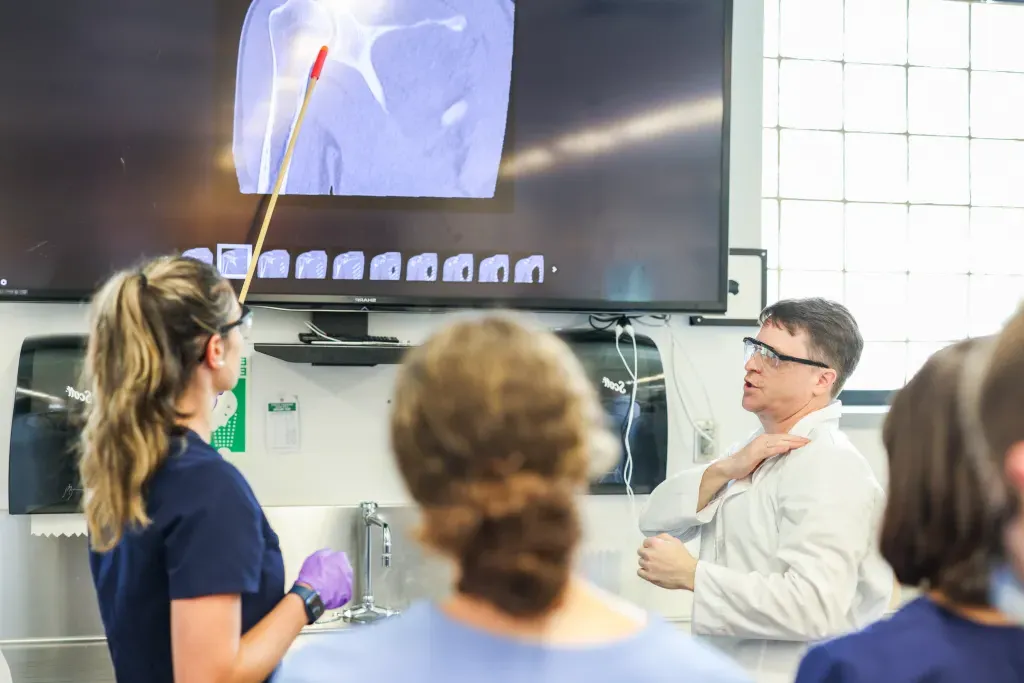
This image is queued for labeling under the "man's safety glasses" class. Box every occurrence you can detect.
[743,337,829,371]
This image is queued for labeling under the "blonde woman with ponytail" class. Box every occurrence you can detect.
[276,316,750,683]
[80,256,353,683]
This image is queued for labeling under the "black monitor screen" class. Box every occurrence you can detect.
[0,0,730,311]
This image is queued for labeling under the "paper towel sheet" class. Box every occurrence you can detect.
[30,513,87,537]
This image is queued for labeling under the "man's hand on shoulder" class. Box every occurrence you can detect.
[715,433,810,481]
[637,534,697,591]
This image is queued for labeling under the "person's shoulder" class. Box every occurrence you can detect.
[629,619,752,682]
[802,424,864,463]
[796,599,945,681]
[161,433,246,479]
[276,611,426,683]
[789,425,878,487]
[150,433,256,509]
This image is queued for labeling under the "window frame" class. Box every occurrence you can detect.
[762,0,1024,405]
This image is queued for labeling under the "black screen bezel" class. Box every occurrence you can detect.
[1,0,734,314]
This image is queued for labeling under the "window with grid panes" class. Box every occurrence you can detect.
[762,0,1024,395]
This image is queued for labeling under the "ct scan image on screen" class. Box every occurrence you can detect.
[233,0,514,199]
[0,0,729,311]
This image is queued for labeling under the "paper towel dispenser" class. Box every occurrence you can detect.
[557,330,668,495]
[8,335,88,514]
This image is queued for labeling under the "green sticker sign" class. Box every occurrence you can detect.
[211,357,247,454]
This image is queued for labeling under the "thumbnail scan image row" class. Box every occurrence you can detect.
[182,246,546,284]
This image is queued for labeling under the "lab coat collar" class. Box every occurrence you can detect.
[787,401,843,438]
[727,402,844,493]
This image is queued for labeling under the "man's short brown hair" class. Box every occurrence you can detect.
[759,297,863,397]
[880,339,1007,605]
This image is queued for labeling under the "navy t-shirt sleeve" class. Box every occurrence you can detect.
[794,644,862,683]
[163,461,264,600]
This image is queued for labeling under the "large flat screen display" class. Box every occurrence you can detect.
[0,0,731,312]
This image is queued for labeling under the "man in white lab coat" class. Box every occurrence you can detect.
[637,298,893,683]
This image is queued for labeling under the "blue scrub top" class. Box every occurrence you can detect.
[89,429,285,683]
[275,600,751,683]
[794,597,1024,683]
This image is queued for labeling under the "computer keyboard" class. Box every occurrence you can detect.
[298,333,405,345]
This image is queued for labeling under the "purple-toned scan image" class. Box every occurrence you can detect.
[182,247,214,266]
[369,251,402,280]
[478,254,509,283]
[406,253,437,282]
[514,255,544,284]
[257,249,291,278]
[217,245,253,279]
[232,0,515,199]
[333,251,365,280]
[442,253,474,282]
[296,250,328,279]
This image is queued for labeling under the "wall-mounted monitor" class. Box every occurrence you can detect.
[0,0,732,312]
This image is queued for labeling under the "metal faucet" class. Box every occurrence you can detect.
[342,502,399,625]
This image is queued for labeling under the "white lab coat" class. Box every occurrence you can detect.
[640,402,893,683]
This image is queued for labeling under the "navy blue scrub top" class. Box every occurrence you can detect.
[89,429,285,683]
[794,597,1024,683]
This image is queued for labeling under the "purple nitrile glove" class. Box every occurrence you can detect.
[296,548,354,610]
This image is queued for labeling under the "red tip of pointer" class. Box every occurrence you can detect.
[311,46,329,79]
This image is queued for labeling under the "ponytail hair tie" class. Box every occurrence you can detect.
[137,272,148,289]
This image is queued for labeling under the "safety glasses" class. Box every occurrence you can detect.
[197,305,252,362]
[743,337,829,371]
[220,305,253,340]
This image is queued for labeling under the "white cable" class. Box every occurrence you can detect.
[614,322,640,512]
[637,315,716,451]
[666,323,716,446]
[666,319,715,420]
[253,305,368,314]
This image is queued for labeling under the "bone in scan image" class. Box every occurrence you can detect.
[232,0,515,199]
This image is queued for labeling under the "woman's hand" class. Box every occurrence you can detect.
[296,549,354,610]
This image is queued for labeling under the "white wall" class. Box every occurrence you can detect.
[0,0,887,620]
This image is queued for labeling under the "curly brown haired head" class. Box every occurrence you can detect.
[390,315,618,618]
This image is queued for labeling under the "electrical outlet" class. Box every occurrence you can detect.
[694,420,716,462]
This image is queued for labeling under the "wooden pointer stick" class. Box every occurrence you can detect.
[239,45,329,303]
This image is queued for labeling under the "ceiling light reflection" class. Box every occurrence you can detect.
[500,96,723,179]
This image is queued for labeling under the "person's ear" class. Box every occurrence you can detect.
[204,334,227,369]
[1006,442,1024,491]
[815,368,837,396]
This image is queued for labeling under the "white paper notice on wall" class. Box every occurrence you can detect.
[266,396,301,453]
[30,513,87,537]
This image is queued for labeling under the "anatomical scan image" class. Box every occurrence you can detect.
[296,250,329,279]
[218,244,254,280]
[183,248,214,266]
[257,249,291,278]
[478,254,509,283]
[442,254,474,283]
[333,251,365,280]
[232,0,515,199]
[514,255,544,284]
[369,252,402,280]
[407,253,437,282]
